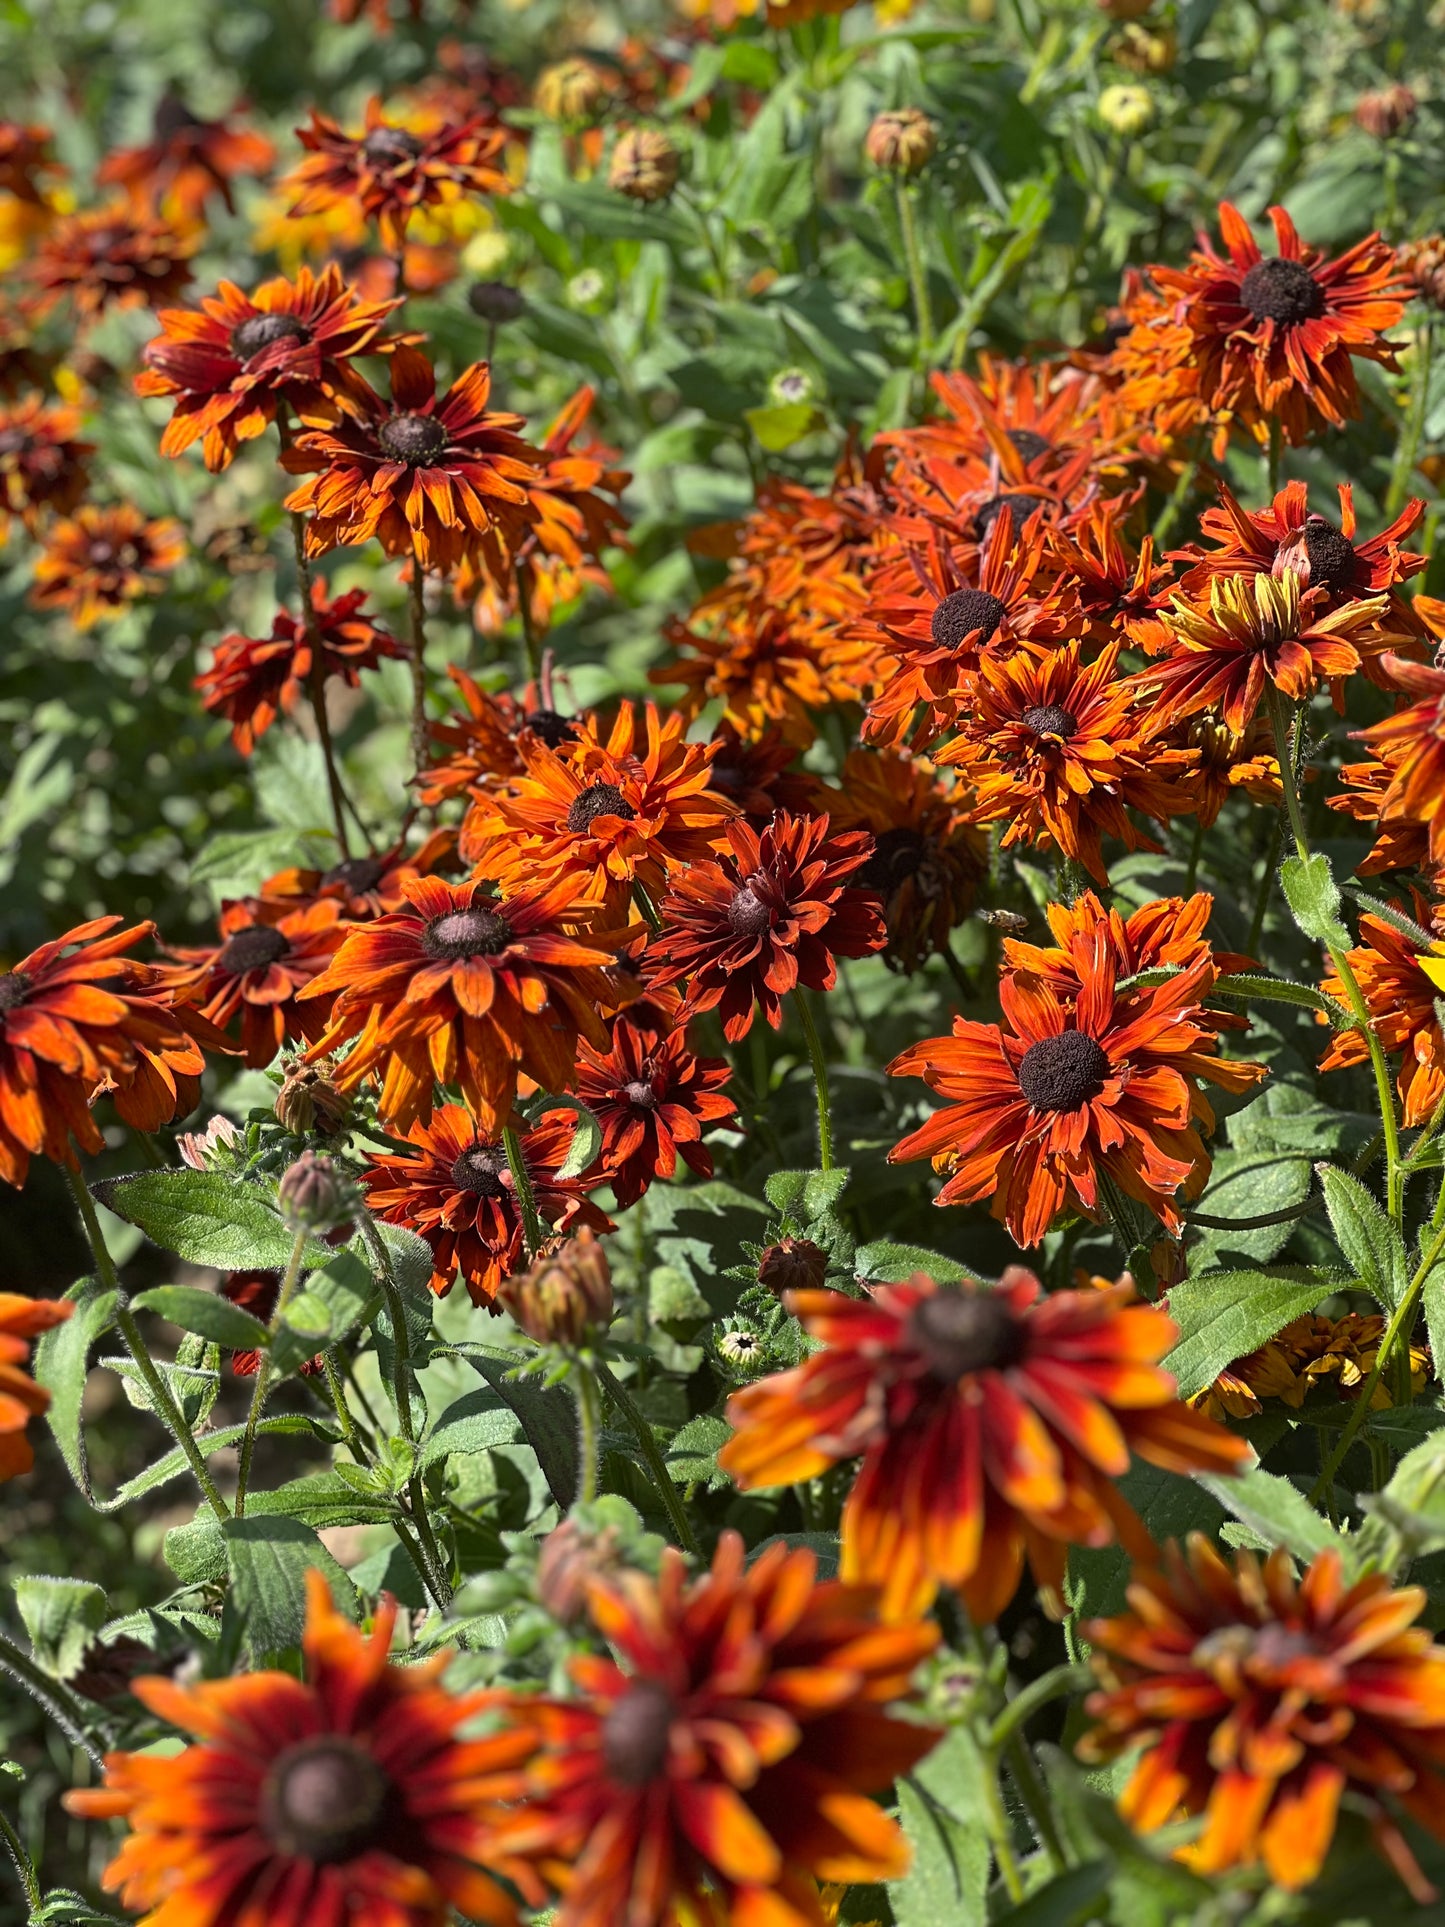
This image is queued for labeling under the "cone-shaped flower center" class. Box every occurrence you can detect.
[1196,1621,1325,1690]
[1006,428,1051,463]
[262,1736,390,1865]
[859,826,927,892]
[602,1679,675,1786]
[378,412,447,465]
[526,708,578,748]
[322,855,386,893]
[423,907,513,959]
[973,492,1042,541]
[0,970,31,1012]
[728,883,774,937]
[218,925,290,977]
[1021,704,1077,742]
[361,125,424,167]
[1301,515,1357,594]
[230,311,311,361]
[566,782,636,833]
[450,1142,509,1198]
[931,588,1007,650]
[1017,1029,1111,1111]
[622,1078,658,1110]
[1239,257,1325,326]
[910,1288,1025,1381]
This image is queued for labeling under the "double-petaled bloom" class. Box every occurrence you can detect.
[301,875,626,1135]
[495,1532,940,1927]
[1080,1537,1445,1901]
[459,701,736,917]
[66,1569,541,1927]
[1145,201,1409,446]
[720,1270,1246,1623]
[361,1102,613,1303]
[573,1011,736,1206]
[281,345,542,573]
[1318,904,1445,1126]
[888,931,1265,1246]
[1,1292,72,1480]
[135,265,404,471]
[0,393,92,537]
[419,667,583,805]
[644,812,886,1040]
[25,203,196,324]
[937,639,1195,886]
[656,605,875,751]
[30,503,185,630]
[159,898,348,1070]
[284,98,511,251]
[196,582,405,753]
[1180,480,1427,608]
[0,917,225,1188]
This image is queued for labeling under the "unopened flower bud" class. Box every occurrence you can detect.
[1399,236,1445,311]
[864,108,939,177]
[1096,0,1154,19]
[1354,84,1418,140]
[756,1237,828,1297]
[535,1516,623,1626]
[275,1056,351,1139]
[608,127,682,203]
[1111,22,1176,72]
[277,1151,358,1236]
[535,58,608,125]
[467,281,526,324]
[501,1230,613,1347]
[1098,83,1155,136]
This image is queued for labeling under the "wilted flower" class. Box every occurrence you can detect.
[468,280,526,323]
[501,1229,614,1348]
[608,128,681,203]
[756,1236,828,1296]
[535,59,609,125]
[274,1056,351,1138]
[864,108,938,175]
[1354,83,1418,139]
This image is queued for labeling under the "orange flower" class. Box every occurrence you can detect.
[281,345,541,573]
[0,120,63,207]
[196,581,404,753]
[495,1532,939,1927]
[26,204,196,324]
[97,92,276,219]
[160,899,348,1070]
[257,830,455,922]
[1329,751,1435,879]
[814,747,987,972]
[459,701,736,916]
[1345,648,1445,872]
[643,812,885,1040]
[720,1270,1245,1623]
[655,606,873,750]
[301,875,626,1134]
[1165,711,1281,829]
[936,639,1195,885]
[136,265,404,472]
[0,392,92,537]
[0,918,224,1188]
[888,940,1264,1245]
[284,98,510,251]
[1179,479,1427,604]
[1,1293,72,1480]
[65,1569,540,1927]
[361,1102,612,1303]
[30,503,184,630]
[420,666,584,806]
[1130,570,1390,733]
[573,1011,736,1205]
[1080,1537,1445,1901]
[1318,905,1445,1126]
[1146,201,1409,446]
[1042,496,1173,638]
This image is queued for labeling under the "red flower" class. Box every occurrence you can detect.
[643,812,886,1040]
[220,1270,322,1377]
[97,92,276,219]
[160,899,348,1070]
[26,204,196,324]
[0,393,92,537]
[573,1012,736,1206]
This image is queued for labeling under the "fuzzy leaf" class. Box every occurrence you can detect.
[1317,1165,1411,1311]
[221,1515,357,1659]
[1195,1463,1343,1565]
[130,1285,272,1352]
[893,1725,993,1927]
[1281,851,1351,951]
[93,1170,328,1271]
[13,1577,107,1681]
[33,1276,117,1502]
[1163,1269,1339,1399]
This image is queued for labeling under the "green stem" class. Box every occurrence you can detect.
[631,880,664,933]
[573,1360,602,1505]
[1183,814,1203,893]
[793,992,834,1171]
[1150,458,1199,549]
[1265,419,1283,497]
[895,180,935,370]
[595,1359,700,1555]
[392,1512,450,1613]
[1004,1731,1067,1872]
[515,559,541,684]
[277,410,353,855]
[987,1663,1094,1750]
[503,1125,544,1259]
[1387,315,1433,519]
[1246,814,1282,954]
[321,1352,361,1456]
[978,1736,1025,1902]
[0,1628,105,1765]
[0,1805,41,1912]
[407,553,430,784]
[235,1228,308,1517]
[65,1162,230,1522]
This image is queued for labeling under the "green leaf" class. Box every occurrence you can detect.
[1195,1463,1343,1565]
[272,1247,376,1378]
[1071,1463,1226,1617]
[855,1241,968,1284]
[1359,1431,1445,1570]
[664,1413,732,1490]
[744,401,824,451]
[13,1577,106,1680]
[1187,1150,1313,1266]
[993,1862,1111,1926]
[1163,1269,1339,1399]
[764,1167,850,1219]
[454,1344,579,1510]
[1318,1165,1411,1311]
[893,1726,993,1927]
[166,1473,394,1585]
[221,1516,357,1660]
[190,827,328,899]
[105,1416,327,1515]
[130,1285,272,1352]
[1212,973,1352,1027]
[93,1171,329,1271]
[421,1387,518,1469]
[1281,851,1351,951]
[33,1276,117,1502]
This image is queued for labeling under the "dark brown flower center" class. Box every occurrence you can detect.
[450,1142,509,1198]
[1021,704,1077,741]
[622,1078,658,1110]
[1017,1029,1110,1111]
[0,970,31,1012]
[1239,257,1325,327]
[322,855,386,893]
[602,1679,675,1786]
[262,1736,391,1866]
[377,412,447,465]
[973,492,1043,541]
[859,826,927,892]
[1300,516,1357,594]
[909,1288,1025,1381]
[931,588,1007,651]
[468,280,526,323]
[423,907,513,959]
[1005,428,1051,464]
[525,708,578,749]
[728,884,774,937]
[361,125,424,167]
[230,311,311,361]
[153,91,201,141]
[566,782,636,834]
[218,925,290,977]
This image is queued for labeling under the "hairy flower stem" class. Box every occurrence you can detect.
[1004,1731,1066,1872]
[321,1351,362,1455]
[407,551,431,783]
[1266,688,1403,1221]
[0,1628,109,1766]
[234,1228,308,1517]
[0,1804,41,1911]
[894,180,934,375]
[1265,419,1283,497]
[794,992,834,1171]
[65,1161,230,1523]
[502,1124,544,1258]
[595,1359,701,1555]
[573,1360,602,1504]
[1387,315,1433,519]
